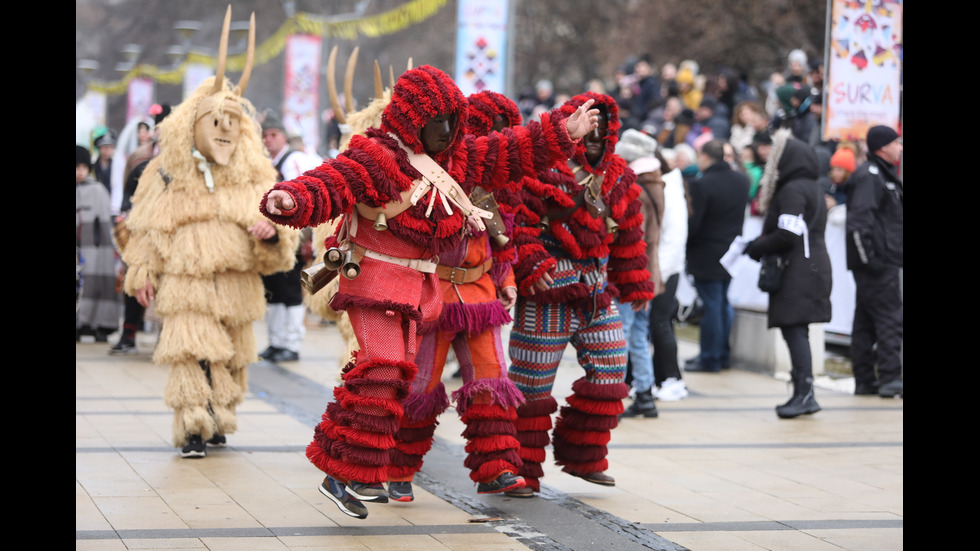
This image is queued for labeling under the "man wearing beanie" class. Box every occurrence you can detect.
[843,125,903,398]
[825,144,857,208]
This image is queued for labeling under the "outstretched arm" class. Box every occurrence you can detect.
[565,99,599,140]
[264,190,295,216]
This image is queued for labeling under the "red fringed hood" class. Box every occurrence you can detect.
[465,90,523,137]
[380,65,468,164]
[558,92,621,172]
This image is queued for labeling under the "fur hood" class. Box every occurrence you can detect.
[465,90,522,136]
[558,92,621,172]
[756,128,818,214]
[379,65,468,164]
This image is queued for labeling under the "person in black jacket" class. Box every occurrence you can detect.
[843,125,903,398]
[685,139,750,373]
[745,129,833,418]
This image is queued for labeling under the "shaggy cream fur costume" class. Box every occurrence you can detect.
[305,94,391,372]
[123,77,300,447]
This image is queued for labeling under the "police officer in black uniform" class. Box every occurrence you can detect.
[844,125,903,398]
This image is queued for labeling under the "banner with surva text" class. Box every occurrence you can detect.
[823,0,903,142]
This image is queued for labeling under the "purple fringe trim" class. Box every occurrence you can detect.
[452,377,526,415]
[439,301,512,336]
[401,382,450,423]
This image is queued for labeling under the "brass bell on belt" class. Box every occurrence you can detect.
[537,215,550,230]
[493,233,510,246]
[605,217,619,234]
[341,248,361,279]
[323,247,344,271]
[373,212,388,231]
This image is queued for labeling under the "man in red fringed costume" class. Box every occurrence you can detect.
[503,92,656,498]
[385,90,529,502]
[260,65,598,519]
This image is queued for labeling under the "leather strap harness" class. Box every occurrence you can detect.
[435,257,494,284]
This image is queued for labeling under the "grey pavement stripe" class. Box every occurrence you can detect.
[641,519,903,532]
[76,523,497,540]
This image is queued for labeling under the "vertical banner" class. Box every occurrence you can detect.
[184,63,212,101]
[76,90,106,148]
[823,0,903,141]
[284,34,322,154]
[455,0,509,97]
[127,77,155,123]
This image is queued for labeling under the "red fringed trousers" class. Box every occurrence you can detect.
[305,306,419,485]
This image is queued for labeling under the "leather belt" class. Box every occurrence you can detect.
[352,244,438,273]
[435,257,493,284]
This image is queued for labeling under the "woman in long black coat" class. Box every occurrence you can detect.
[745,128,832,419]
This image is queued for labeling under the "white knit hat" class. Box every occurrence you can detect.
[788,49,808,67]
[617,128,658,162]
[629,156,661,175]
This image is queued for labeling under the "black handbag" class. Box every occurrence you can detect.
[757,254,787,293]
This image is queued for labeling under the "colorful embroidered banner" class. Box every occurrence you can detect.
[284,34,322,153]
[823,0,903,142]
[126,77,155,124]
[454,0,509,97]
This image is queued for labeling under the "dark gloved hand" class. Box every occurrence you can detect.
[744,238,762,261]
[865,257,886,274]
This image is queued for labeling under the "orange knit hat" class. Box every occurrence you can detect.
[830,148,856,173]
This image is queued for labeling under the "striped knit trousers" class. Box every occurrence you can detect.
[507,297,629,491]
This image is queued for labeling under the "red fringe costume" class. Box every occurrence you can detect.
[503,92,656,491]
[260,66,579,486]
[390,91,527,488]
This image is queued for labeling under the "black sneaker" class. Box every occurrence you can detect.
[387,481,414,502]
[180,435,206,458]
[477,472,525,494]
[108,339,137,355]
[319,476,368,519]
[878,379,903,399]
[258,345,280,361]
[854,381,880,395]
[269,348,300,363]
[346,481,388,503]
[207,434,227,446]
[684,362,721,373]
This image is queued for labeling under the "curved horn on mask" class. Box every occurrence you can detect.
[389,65,395,91]
[407,58,413,71]
[212,5,231,95]
[344,47,358,115]
[235,12,256,95]
[326,46,346,125]
[374,60,383,100]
